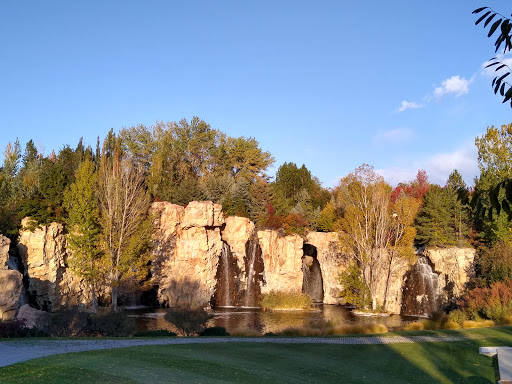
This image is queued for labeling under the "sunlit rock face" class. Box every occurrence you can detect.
[0,235,10,270]
[401,247,475,316]
[17,218,90,311]
[152,201,223,308]
[305,232,346,305]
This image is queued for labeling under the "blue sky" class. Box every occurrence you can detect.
[1,1,511,188]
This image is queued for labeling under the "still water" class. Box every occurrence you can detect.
[126,305,412,334]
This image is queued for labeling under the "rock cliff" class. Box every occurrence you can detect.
[17,218,90,311]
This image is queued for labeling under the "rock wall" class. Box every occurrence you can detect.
[17,218,90,311]
[0,235,10,269]
[425,247,475,307]
[257,230,304,294]
[152,201,224,308]
[305,232,346,305]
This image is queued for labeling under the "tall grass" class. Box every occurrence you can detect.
[260,290,313,310]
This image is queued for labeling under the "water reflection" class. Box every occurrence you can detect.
[126,305,412,334]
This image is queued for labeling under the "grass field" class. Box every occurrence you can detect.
[0,327,511,383]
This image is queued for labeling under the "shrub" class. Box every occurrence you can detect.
[165,306,213,336]
[404,322,424,331]
[448,309,466,325]
[338,262,372,310]
[460,279,512,322]
[441,320,460,330]
[133,329,177,337]
[500,315,512,326]
[47,307,91,337]
[87,310,136,337]
[231,328,262,337]
[0,319,28,338]
[199,326,230,336]
[260,290,313,311]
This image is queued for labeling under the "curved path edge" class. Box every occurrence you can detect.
[0,335,472,367]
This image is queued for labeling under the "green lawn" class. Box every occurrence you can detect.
[1,327,511,383]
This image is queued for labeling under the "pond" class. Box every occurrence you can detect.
[125,305,416,334]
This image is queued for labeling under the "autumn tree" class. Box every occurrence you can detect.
[63,158,101,311]
[336,165,392,310]
[98,138,152,311]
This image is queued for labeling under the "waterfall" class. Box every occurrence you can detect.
[401,256,439,316]
[302,244,324,303]
[243,240,264,308]
[213,242,236,307]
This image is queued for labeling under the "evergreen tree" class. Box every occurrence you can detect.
[63,159,101,311]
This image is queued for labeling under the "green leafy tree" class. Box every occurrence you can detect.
[415,185,454,246]
[64,159,101,312]
[339,261,371,310]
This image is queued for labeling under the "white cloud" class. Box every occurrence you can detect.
[482,53,512,78]
[373,128,414,146]
[433,76,471,98]
[375,142,478,187]
[398,100,423,112]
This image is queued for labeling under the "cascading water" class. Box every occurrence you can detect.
[213,242,237,307]
[243,239,264,308]
[401,256,439,317]
[302,244,324,303]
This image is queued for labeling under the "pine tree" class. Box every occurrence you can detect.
[63,159,101,311]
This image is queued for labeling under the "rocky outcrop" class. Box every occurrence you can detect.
[16,304,49,329]
[17,218,90,311]
[0,235,10,270]
[222,216,255,282]
[0,270,23,320]
[425,247,475,306]
[257,231,303,294]
[306,232,346,305]
[152,201,224,308]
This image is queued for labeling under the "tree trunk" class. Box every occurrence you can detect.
[382,255,394,313]
[91,283,98,313]
[111,286,118,312]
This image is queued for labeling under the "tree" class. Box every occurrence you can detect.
[336,164,392,310]
[472,124,512,243]
[63,159,101,311]
[98,138,152,311]
[473,7,512,106]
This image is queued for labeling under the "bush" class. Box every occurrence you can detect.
[404,322,424,331]
[338,262,371,310]
[47,307,91,337]
[231,328,262,337]
[0,319,28,338]
[460,279,512,322]
[448,309,466,325]
[133,329,177,337]
[165,306,213,336]
[441,320,460,330]
[260,290,313,311]
[87,310,136,337]
[199,326,230,336]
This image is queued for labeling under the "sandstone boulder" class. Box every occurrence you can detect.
[0,270,23,320]
[16,304,49,329]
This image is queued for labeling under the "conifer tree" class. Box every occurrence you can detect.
[63,158,101,311]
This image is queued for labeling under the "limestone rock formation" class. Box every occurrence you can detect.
[257,230,303,294]
[182,201,224,229]
[0,235,10,270]
[152,201,224,307]
[305,232,346,305]
[222,216,255,280]
[17,218,90,311]
[425,247,475,305]
[0,270,23,320]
